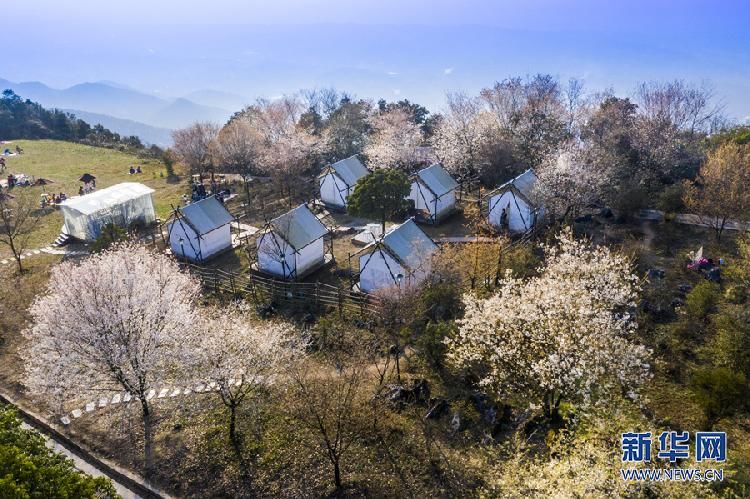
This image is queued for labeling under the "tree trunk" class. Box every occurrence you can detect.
[229,404,238,444]
[333,457,342,490]
[7,237,23,273]
[140,399,154,477]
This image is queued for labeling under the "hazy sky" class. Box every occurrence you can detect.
[3,0,749,120]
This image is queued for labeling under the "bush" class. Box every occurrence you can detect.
[691,367,749,427]
[416,321,455,370]
[684,281,719,320]
[657,184,685,214]
[90,224,128,253]
[0,404,117,497]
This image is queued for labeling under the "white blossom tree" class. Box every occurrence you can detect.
[197,304,306,444]
[446,228,650,417]
[23,243,201,474]
[363,108,423,170]
[534,146,607,220]
[242,97,321,206]
[431,92,488,177]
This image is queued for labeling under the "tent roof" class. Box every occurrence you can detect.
[381,218,437,269]
[179,196,234,234]
[489,169,538,206]
[60,182,154,215]
[330,155,368,187]
[270,204,328,250]
[415,163,458,197]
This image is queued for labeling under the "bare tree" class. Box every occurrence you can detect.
[172,122,220,176]
[635,80,723,135]
[213,117,263,201]
[23,243,201,475]
[198,304,305,444]
[0,190,39,273]
[288,350,370,492]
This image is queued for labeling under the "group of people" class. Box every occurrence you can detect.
[40,192,67,208]
[128,165,143,175]
[6,173,31,188]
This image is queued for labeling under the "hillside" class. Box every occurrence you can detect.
[0,140,183,254]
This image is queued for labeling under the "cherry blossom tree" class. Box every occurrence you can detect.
[534,146,607,221]
[363,108,423,170]
[431,92,488,177]
[23,243,201,474]
[446,228,650,417]
[198,304,306,444]
[241,97,321,206]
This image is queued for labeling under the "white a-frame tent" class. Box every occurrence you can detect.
[256,204,329,280]
[486,169,541,233]
[167,196,234,263]
[408,163,459,224]
[318,155,369,209]
[358,218,438,293]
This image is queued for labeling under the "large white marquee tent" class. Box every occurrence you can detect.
[59,182,156,241]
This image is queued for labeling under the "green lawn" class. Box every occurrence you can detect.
[1,140,186,256]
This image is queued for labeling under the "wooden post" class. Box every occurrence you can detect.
[337,285,343,319]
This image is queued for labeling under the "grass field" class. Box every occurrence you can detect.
[1,140,186,256]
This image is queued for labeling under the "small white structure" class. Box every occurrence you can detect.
[358,218,438,293]
[486,169,541,233]
[168,196,234,262]
[318,155,369,209]
[408,163,459,224]
[59,182,156,241]
[256,204,329,280]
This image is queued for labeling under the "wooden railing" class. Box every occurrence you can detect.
[183,264,381,318]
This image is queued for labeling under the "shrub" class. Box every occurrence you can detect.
[691,367,749,427]
[657,184,685,214]
[0,404,117,497]
[684,281,719,320]
[416,321,455,370]
[90,224,128,253]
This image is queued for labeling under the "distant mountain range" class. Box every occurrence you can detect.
[0,78,242,146]
[63,109,174,147]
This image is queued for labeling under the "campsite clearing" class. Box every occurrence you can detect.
[0,140,184,256]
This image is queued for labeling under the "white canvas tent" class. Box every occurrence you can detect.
[168,196,234,262]
[318,155,369,209]
[486,169,541,233]
[408,163,459,224]
[59,182,156,241]
[256,204,329,280]
[358,218,437,293]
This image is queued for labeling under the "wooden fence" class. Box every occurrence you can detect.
[184,264,381,318]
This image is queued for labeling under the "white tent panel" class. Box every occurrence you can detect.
[257,232,297,279]
[319,172,347,208]
[359,248,406,294]
[488,190,534,233]
[168,221,231,262]
[59,182,156,241]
